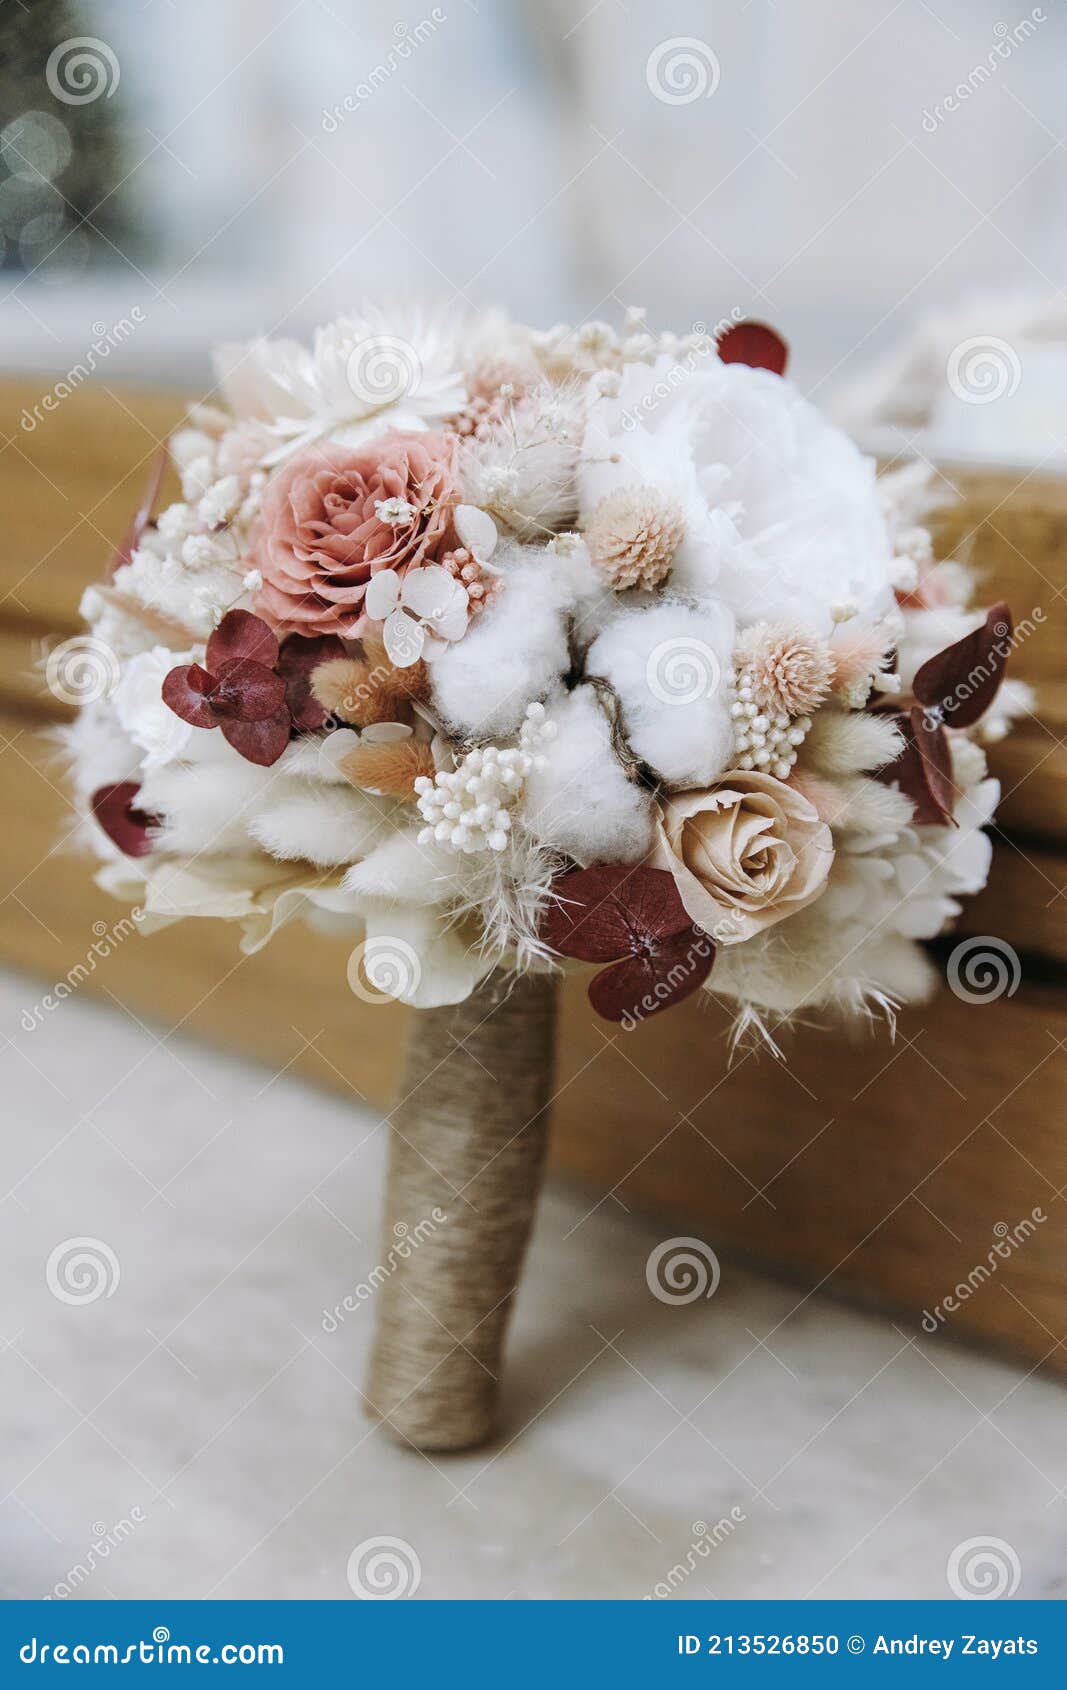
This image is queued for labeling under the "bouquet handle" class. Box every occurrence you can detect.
[365,969,559,1451]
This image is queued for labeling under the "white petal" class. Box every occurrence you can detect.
[383,607,425,667]
[359,902,494,1007]
[318,727,362,778]
[361,720,414,744]
[432,587,470,642]
[454,503,498,561]
[364,568,401,620]
[399,564,455,618]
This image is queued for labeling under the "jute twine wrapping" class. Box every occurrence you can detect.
[365,969,559,1452]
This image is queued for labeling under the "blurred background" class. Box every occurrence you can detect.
[2,0,1066,396]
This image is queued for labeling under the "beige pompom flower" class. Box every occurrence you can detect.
[585,486,685,591]
[734,621,834,717]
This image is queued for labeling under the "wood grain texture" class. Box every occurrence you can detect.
[2,381,1067,1378]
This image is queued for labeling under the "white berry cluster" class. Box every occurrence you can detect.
[415,703,557,854]
[729,680,811,780]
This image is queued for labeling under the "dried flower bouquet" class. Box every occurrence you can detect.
[63,306,1025,1447]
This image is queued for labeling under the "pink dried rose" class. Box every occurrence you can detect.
[249,431,458,637]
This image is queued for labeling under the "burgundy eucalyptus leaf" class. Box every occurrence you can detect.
[912,602,1013,730]
[540,865,692,963]
[206,609,280,673]
[90,782,158,858]
[220,710,291,767]
[588,926,715,1024]
[276,633,347,730]
[161,663,217,728]
[111,445,169,576]
[717,320,789,376]
[211,658,287,721]
[878,707,958,826]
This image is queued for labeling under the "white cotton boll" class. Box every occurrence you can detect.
[248,783,385,867]
[429,544,588,739]
[520,686,654,864]
[341,828,457,905]
[800,709,903,777]
[585,599,736,787]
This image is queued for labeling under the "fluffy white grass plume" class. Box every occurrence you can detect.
[799,709,903,778]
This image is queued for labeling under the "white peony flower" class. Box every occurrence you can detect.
[580,355,895,632]
[112,646,196,771]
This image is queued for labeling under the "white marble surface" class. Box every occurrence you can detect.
[1,964,1064,1602]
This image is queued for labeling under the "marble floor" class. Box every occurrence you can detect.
[1,964,1064,1601]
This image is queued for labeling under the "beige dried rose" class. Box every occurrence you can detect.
[655,770,834,944]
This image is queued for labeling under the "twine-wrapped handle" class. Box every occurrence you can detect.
[365,970,559,1452]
